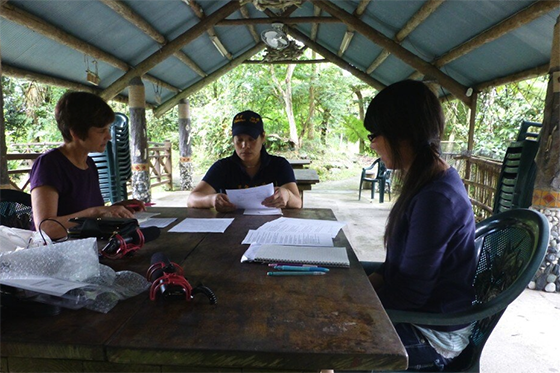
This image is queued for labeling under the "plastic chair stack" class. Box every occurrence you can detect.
[89,113,132,203]
[0,190,33,230]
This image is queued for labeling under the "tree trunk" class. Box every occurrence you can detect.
[178,99,194,191]
[354,87,367,153]
[0,41,10,187]
[283,64,298,147]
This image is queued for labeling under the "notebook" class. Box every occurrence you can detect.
[251,244,350,268]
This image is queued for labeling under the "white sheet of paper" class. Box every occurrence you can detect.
[0,277,88,297]
[168,218,234,233]
[134,212,161,223]
[242,229,333,246]
[244,208,282,215]
[139,217,177,229]
[256,217,346,238]
[226,183,275,210]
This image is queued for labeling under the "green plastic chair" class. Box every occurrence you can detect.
[358,158,390,203]
[387,208,550,373]
[0,189,34,230]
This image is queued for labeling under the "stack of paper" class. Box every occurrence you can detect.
[241,217,349,267]
[226,183,282,215]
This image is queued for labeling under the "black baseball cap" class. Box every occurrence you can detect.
[232,110,264,139]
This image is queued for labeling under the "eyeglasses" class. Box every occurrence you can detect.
[367,132,380,142]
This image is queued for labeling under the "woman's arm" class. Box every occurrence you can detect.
[32,186,136,239]
[187,181,236,212]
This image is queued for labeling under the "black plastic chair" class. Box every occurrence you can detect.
[0,189,34,230]
[387,208,550,373]
[358,158,390,203]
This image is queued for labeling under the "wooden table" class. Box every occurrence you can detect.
[0,208,408,372]
[294,168,320,204]
[288,159,312,169]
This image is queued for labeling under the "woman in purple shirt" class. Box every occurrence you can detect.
[362,80,477,371]
[30,92,145,239]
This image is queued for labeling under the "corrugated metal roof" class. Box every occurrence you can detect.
[1,0,558,112]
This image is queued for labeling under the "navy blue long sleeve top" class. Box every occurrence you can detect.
[376,168,477,326]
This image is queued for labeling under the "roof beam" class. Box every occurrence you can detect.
[101,0,240,101]
[244,59,328,64]
[366,0,445,74]
[2,64,136,106]
[311,0,471,105]
[99,0,207,77]
[337,0,370,57]
[182,0,233,60]
[285,25,385,91]
[410,0,560,80]
[310,6,321,41]
[240,5,260,42]
[153,43,265,117]
[217,16,341,26]
[475,63,549,91]
[0,2,179,94]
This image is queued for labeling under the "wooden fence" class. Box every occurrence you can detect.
[5,141,173,192]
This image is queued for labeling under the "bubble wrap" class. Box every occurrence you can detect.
[0,238,150,313]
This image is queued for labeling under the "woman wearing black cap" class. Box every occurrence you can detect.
[187,110,302,212]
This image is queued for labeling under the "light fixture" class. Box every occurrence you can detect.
[84,56,100,86]
[261,23,289,50]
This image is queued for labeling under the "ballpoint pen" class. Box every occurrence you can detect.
[267,271,326,276]
[274,265,329,272]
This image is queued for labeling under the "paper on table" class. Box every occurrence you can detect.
[134,211,161,223]
[168,218,234,233]
[140,218,177,229]
[244,208,282,216]
[226,183,276,211]
[241,243,350,267]
[242,229,333,246]
[256,217,346,238]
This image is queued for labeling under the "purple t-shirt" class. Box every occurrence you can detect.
[29,148,104,216]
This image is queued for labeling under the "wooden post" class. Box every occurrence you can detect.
[531,15,560,293]
[464,91,478,190]
[128,77,151,202]
[0,40,10,188]
[178,99,194,191]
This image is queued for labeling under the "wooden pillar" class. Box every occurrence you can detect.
[464,91,478,192]
[0,40,10,188]
[178,99,194,191]
[530,15,560,293]
[128,77,151,202]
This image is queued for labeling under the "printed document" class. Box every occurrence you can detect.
[242,229,333,246]
[168,218,234,233]
[256,217,346,238]
[226,183,280,213]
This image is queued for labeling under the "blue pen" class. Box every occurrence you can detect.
[267,271,326,276]
[274,265,329,272]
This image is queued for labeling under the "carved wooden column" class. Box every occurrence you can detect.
[0,40,10,188]
[530,15,560,293]
[178,99,194,191]
[128,77,151,202]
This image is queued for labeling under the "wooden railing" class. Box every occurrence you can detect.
[6,141,173,192]
[443,152,502,222]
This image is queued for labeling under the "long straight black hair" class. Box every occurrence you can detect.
[364,80,445,246]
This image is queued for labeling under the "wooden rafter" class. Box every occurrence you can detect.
[0,2,179,94]
[312,0,471,105]
[286,26,385,91]
[217,16,341,25]
[366,0,445,74]
[310,5,321,41]
[183,0,233,60]
[2,64,137,106]
[410,0,560,80]
[240,5,260,42]
[100,0,241,101]
[337,0,370,57]
[154,43,265,117]
[244,59,328,64]
[100,0,207,77]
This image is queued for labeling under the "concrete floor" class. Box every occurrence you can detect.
[152,177,560,373]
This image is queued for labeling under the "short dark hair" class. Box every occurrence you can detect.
[55,91,115,142]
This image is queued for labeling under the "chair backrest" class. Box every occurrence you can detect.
[492,138,539,214]
[362,158,387,179]
[516,120,542,142]
[449,208,549,371]
[0,190,34,230]
[89,113,131,203]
